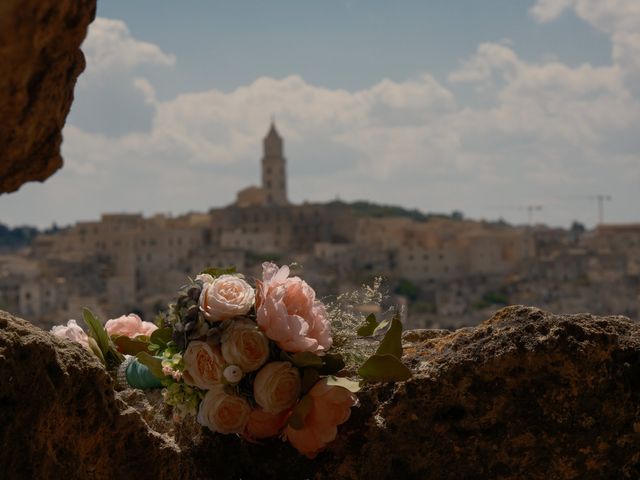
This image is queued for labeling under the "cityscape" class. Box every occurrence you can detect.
[2,122,638,331]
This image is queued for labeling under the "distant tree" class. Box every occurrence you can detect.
[451,210,464,221]
[0,223,39,249]
[394,278,419,301]
[570,221,586,234]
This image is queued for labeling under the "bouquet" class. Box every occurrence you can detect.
[51,262,412,458]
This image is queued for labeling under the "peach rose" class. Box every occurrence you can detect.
[284,378,357,459]
[105,313,158,338]
[243,408,290,441]
[253,361,301,414]
[256,263,332,353]
[197,384,251,434]
[51,319,90,350]
[221,319,269,373]
[182,340,225,390]
[200,274,255,321]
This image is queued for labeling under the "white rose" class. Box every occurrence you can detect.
[199,275,255,321]
[51,319,90,350]
[182,340,225,390]
[253,361,301,414]
[197,384,251,434]
[221,319,269,373]
[196,273,214,284]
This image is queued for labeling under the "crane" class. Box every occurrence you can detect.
[521,205,543,225]
[588,194,612,225]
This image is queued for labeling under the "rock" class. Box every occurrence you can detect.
[0,0,96,193]
[2,306,640,479]
[0,311,187,480]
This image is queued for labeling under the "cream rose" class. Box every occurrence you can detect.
[51,319,90,350]
[199,274,255,321]
[221,319,269,373]
[105,313,158,338]
[182,340,225,390]
[284,378,357,459]
[197,384,251,434]
[256,263,332,353]
[253,361,301,414]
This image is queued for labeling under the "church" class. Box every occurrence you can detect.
[208,121,355,252]
[235,121,289,208]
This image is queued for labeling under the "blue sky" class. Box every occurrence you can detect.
[2,0,639,228]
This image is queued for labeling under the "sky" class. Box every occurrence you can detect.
[2,0,639,229]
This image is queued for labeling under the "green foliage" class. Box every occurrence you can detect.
[326,375,361,393]
[356,313,413,382]
[394,279,419,301]
[113,336,151,355]
[0,223,39,249]
[200,266,236,278]
[473,292,510,309]
[288,394,313,430]
[346,201,431,222]
[290,351,323,369]
[357,354,412,382]
[301,368,320,394]
[136,352,165,379]
[356,313,379,337]
[281,351,345,375]
[374,315,403,359]
[82,308,124,369]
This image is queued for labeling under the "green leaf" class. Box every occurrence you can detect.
[87,337,106,366]
[291,351,323,369]
[357,354,412,382]
[300,368,320,394]
[375,314,403,359]
[373,318,391,336]
[326,375,361,393]
[82,308,110,355]
[279,351,293,363]
[356,313,379,337]
[136,352,165,379]
[200,266,236,278]
[319,353,346,375]
[288,395,313,430]
[113,335,151,355]
[150,327,173,349]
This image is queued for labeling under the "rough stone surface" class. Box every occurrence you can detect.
[0,0,96,193]
[0,311,186,480]
[2,306,640,479]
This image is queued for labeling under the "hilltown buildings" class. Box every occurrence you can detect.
[1,123,639,329]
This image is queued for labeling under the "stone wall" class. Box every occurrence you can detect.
[2,306,640,479]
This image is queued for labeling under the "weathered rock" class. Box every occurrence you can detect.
[0,311,187,480]
[0,0,96,193]
[2,306,640,479]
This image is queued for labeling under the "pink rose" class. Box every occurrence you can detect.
[256,262,332,353]
[243,407,290,441]
[105,313,158,338]
[199,274,255,322]
[284,378,357,459]
[182,340,225,389]
[221,319,269,373]
[51,319,90,350]
[253,361,301,414]
[197,384,251,434]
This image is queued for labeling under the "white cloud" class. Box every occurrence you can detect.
[2,12,639,229]
[80,18,175,77]
[530,0,640,94]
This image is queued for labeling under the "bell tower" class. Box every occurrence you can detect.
[261,120,288,206]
